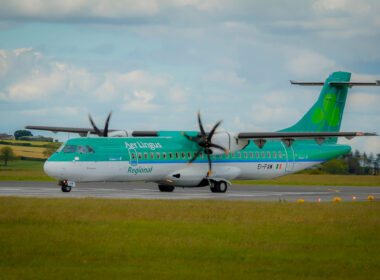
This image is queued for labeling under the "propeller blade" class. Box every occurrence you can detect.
[187,148,203,165]
[210,143,229,155]
[207,154,212,177]
[181,131,199,142]
[103,111,112,137]
[88,114,102,136]
[197,110,206,136]
[207,120,223,141]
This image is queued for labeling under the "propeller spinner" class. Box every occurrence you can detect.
[88,111,112,137]
[182,111,229,177]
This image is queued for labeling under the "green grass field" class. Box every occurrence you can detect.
[0,198,379,279]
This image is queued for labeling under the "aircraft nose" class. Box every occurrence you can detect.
[44,160,59,179]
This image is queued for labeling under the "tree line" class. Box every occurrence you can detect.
[317,150,380,175]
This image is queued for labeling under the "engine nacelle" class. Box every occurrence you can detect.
[107,130,130,137]
[210,132,249,155]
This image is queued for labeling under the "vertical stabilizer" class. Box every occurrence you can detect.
[281,71,351,143]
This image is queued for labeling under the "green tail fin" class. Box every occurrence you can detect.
[281,71,351,142]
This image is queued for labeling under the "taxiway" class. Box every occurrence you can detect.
[0,181,378,202]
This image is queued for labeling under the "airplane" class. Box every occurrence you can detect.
[26,71,379,193]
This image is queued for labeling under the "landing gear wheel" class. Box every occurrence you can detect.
[210,181,219,193]
[210,181,228,193]
[61,184,72,192]
[158,185,175,192]
[218,181,227,193]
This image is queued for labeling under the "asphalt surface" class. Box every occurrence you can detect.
[0,181,378,202]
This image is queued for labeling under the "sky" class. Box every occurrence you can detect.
[0,0,379,154]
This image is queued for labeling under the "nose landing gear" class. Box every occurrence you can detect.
[59,180,75,192]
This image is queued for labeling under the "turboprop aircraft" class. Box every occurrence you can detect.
[26,71,379,193]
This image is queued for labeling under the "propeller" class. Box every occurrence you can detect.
[182,111,229,177]
[88,111,112,137]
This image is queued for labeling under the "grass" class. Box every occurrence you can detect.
[0,144,46,159]
[0,160,45,171]
[0,198,379,279]
[233,174,380,186]
[0,160,55,181]
[0,139,59,146]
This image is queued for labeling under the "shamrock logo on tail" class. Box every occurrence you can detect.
[312,94,340,131]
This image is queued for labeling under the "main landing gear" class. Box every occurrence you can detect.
[158,185,175,192]
[210,181,228,193]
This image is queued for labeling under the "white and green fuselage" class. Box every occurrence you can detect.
[44,133,350,185]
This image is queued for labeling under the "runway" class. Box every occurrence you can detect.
[0,181,378,202]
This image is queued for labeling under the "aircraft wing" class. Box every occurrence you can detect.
[25,125,113,135]
[25,125,159,137]
[237,131,377,148]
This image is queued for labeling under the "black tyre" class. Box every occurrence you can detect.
[61,185,72,192]
[210,182,220,193]
[210,181,227,193]
[158,185,175,192]
[219,181,228,193]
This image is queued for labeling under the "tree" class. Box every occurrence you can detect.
[321,158,348,174]
[43,143,60,158]
[14,130,33,140]
[0,146,17,166]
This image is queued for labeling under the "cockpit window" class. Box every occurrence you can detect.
[63,145,77,153]
[77,145,88,154]
[86,145,95,153]
[57,144,64,153]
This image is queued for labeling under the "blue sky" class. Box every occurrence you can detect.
[0,0,379,154]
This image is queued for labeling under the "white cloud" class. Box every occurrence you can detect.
[20,106,82,116]
[312,0,371,15]
[286,50,336,78]
[6,70,66,101]
[1,0,160,20]
[122,90,159,112]
[203,70,246,86]
[347,93,379,113]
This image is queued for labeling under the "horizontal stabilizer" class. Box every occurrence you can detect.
[290,80,380,87]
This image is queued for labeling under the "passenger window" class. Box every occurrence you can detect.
[273,151,277,158]
[156,152,160,159]
[63,145,77,153]
[256,152,259,158]
[169,153,173,159]
[77,145,87,154]
[188,152,191,158]
[250,152,253,158]
[181,152,185,159]
[278,151,282,158]
[175,152,179,159]
[138,153,142,159]
[238,152,241,158]
[150,152,154,159]
[261,151,265,158]
[244,152,247,159]
[144,153,148,159]
[267,151,271,158]
[86,145,95,153]
[163,153,167,159]
[131,153,136,160]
